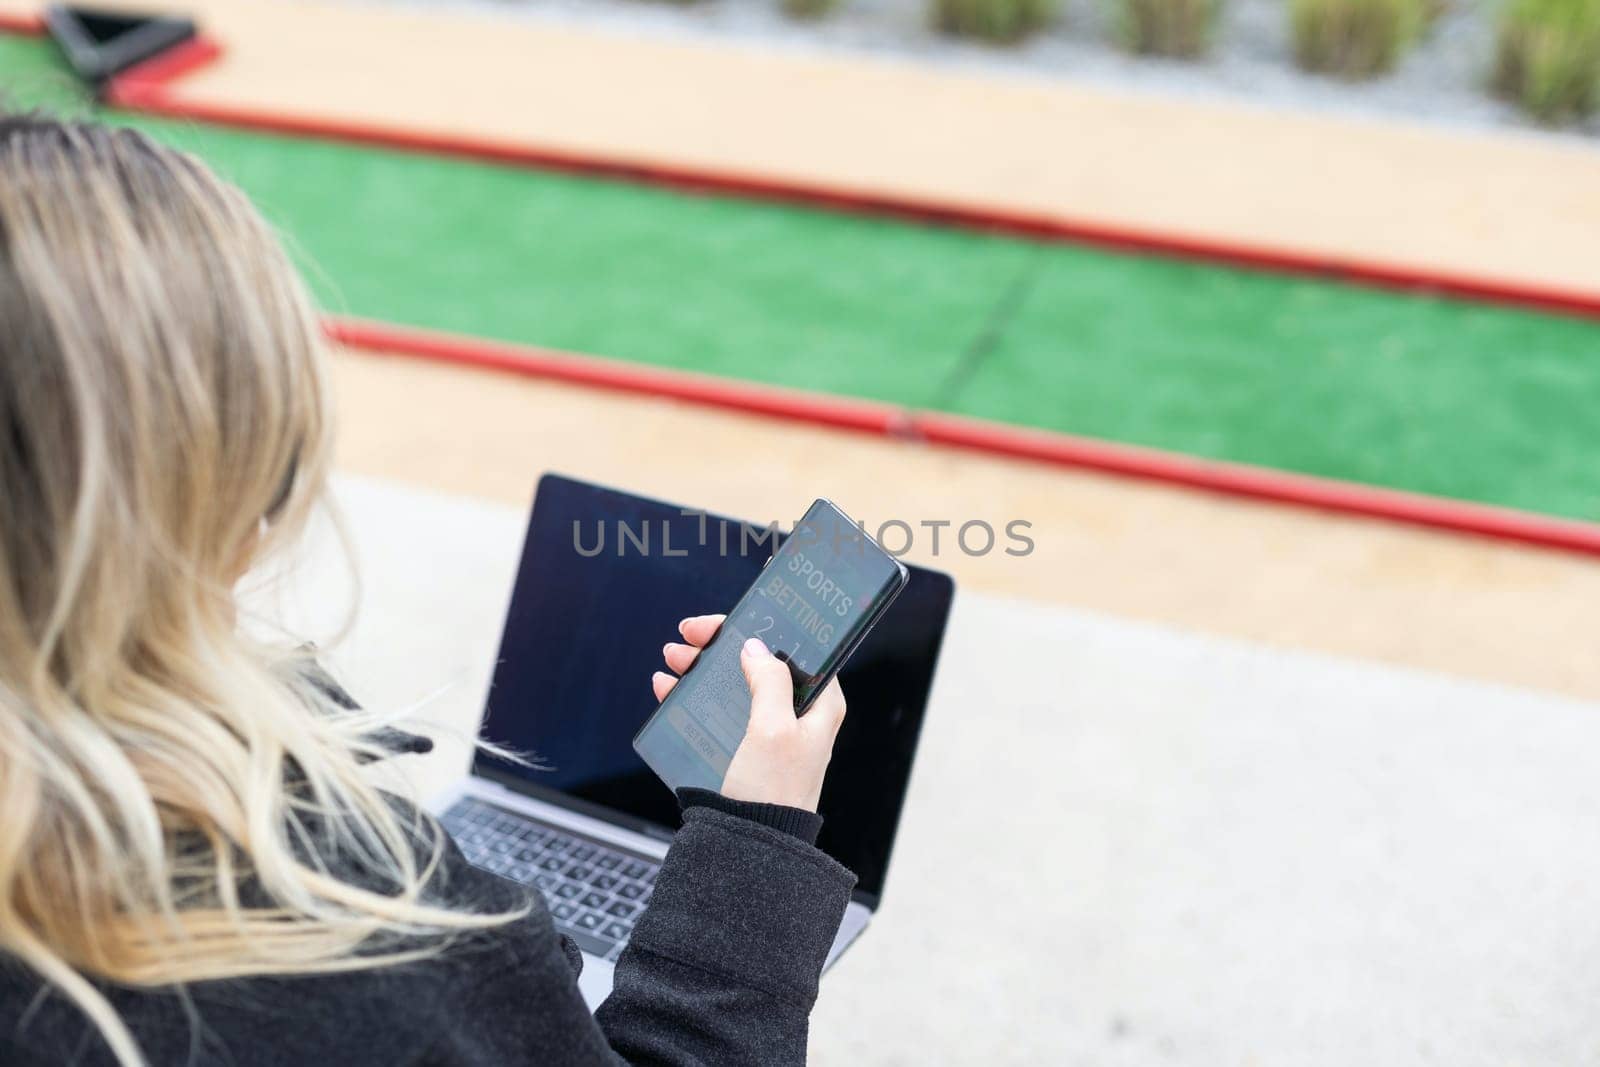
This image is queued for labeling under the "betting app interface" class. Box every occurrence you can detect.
[635,501,905,792]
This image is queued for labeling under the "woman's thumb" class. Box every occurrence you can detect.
[740,638,794,730]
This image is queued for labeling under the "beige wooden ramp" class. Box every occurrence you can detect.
[5,0,1600,301]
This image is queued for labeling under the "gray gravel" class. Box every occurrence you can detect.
[381,0,1600,141]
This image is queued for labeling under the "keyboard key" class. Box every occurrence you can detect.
[442,805,663,942]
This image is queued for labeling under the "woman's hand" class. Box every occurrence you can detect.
[654,614,847,813]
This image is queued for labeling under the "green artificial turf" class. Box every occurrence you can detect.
[0,32,92,113]
[954,251,1600,518]
[183,124,1030,404]
[4,33,1600,518]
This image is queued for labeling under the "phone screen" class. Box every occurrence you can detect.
[633,499,908,793]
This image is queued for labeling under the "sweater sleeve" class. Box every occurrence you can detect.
[421,794,856,1066]
[673,787,824,846]
[593,803,856,1064]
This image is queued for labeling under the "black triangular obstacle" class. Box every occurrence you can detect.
[44,4,196,88]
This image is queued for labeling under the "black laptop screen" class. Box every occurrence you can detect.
[473,474,952,902]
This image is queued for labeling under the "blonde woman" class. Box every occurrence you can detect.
[0,114,854,1066]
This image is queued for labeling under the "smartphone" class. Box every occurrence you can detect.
[632,499,909,794]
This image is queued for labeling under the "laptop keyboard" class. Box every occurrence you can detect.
[440,796,659,962]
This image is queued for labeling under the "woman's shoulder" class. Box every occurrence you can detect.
[0,803,572,1067]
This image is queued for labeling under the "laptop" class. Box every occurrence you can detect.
[427,473,954,1007]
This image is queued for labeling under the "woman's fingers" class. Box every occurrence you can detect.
[677,614,725,648]
[662,641,700,676]
[656,615,724,699]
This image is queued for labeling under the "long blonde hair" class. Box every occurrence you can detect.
[0,115,516,1065]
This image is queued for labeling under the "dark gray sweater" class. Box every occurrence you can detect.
[0,790,857,1066]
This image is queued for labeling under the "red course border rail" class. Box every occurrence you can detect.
[105,58,1600,323]
[0,10,41,32]
[10,18,1600,557]
[324,317,912,437]
[104,36,223,102]
[79,17,1600,326]
[328,316,1600,560]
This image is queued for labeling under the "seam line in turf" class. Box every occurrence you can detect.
[926,248,1046,412]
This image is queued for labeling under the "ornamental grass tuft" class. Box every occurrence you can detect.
[931,0,1055,43]
[783,0,843,19]
[1492,0,1600,121]
[1291,0,1427,78]
[1118,0,1221,58]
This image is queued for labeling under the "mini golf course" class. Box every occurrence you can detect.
[4,33,1600,521]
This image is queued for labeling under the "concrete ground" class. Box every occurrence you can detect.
[290,473,1600,1066]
